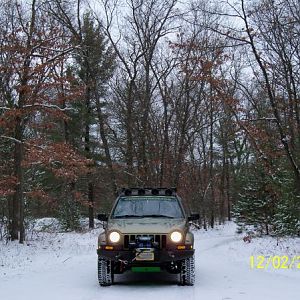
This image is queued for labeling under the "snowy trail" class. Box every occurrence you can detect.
[1,224,299,300]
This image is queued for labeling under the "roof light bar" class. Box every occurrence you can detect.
[120,187,177,196]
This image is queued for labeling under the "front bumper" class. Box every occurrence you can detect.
[97,248,194,263]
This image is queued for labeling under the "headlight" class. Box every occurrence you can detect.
[109,231,121,243]
[170,231,183,243]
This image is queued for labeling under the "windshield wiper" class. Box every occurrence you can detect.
[141,214,174,219]
[113,214,143,219]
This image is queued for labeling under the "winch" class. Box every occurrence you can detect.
[136,236,153,248]
[128,235,159,249]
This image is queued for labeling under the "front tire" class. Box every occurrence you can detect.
[98,257,114,286]
[179,255,195,286]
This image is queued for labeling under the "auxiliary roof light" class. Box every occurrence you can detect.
[124,189,132,196]
[138,188,145,195]
[151,189,159,195]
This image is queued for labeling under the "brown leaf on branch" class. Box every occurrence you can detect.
[24,140,92,182]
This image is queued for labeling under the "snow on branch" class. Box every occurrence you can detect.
[0,135,23,144]
[247,117,277,122]
[0,104,75,111]
[23,103,75,111]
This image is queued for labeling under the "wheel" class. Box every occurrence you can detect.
[98,257,114,286]
[179,255,195,286]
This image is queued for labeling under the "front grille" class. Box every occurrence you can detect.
[123,234,167,249]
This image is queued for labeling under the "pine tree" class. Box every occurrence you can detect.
[234,164,300,236]
[274,198,300,236]
[233,165,277,235]
[273,171,300,236]
[71,13,116,228]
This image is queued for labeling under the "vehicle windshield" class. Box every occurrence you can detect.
[112,196,184,219]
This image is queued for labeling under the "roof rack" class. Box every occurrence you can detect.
[119,187,177,197]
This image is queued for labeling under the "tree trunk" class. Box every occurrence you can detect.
[125,82,135,186]
[88,182,94,229]
[226,158,231,221]
[85,86,95,229]
[11,117,23,242]
[95,93,117,195]
[209,94,215,229]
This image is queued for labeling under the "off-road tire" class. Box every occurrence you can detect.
[179,255,195,286]
[98,257,114,286]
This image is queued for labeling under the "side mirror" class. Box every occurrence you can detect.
[97,213,108,222]
[188,213,200,222]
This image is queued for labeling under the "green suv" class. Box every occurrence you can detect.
[97,188,199,286]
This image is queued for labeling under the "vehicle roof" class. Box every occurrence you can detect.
[110,189,187,219]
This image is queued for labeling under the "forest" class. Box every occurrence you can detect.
[0,0,299,243]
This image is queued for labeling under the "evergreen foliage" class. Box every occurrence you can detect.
[58,193,81,231]
[273,172,300,236]
[233,166,300,236]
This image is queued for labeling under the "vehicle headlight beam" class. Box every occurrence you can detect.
[109,231,121,243]
[170,231,183,243]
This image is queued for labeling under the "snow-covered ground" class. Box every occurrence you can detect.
[0,221,299,300]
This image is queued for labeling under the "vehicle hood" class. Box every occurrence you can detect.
[107,218,187,234]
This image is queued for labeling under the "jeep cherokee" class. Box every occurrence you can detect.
[97,187,199,286]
